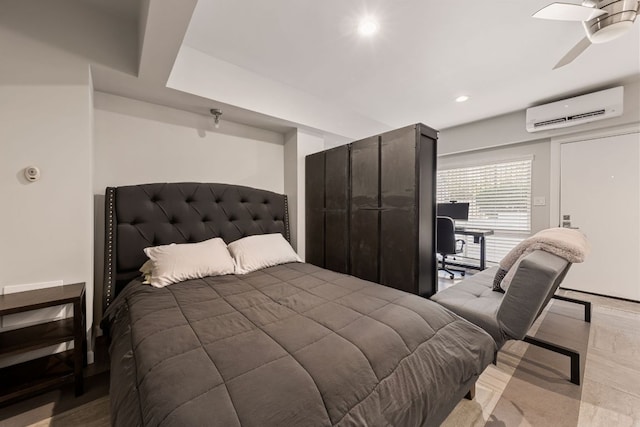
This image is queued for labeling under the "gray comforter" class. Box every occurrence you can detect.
[104,263,495,427]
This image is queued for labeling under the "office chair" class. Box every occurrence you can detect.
[437,216,466,279]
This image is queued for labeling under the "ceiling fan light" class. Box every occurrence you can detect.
[583,0,639,43]
[587,20,634,42]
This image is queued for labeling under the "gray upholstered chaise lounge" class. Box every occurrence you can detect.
[431,249,591,385]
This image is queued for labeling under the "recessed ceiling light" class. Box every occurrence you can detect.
[455,95,470,103]
[358,17,379,36]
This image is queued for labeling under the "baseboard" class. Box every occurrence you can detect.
[559,287,640,304]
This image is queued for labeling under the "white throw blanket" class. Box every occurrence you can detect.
[500,227,591,271]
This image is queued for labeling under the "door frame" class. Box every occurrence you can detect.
[549,123,640,229]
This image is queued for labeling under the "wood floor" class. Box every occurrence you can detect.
[0,337,111,427]
[1,280,639,427]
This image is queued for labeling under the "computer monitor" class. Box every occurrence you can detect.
[437,202,469,221]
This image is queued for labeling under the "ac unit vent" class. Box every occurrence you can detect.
[533,109,606,129]
[534,117,567,128]
[568,109,605,121]
[526,87,623,132]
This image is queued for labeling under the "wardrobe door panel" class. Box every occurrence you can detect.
[325,146,349,210]
[380,129,417,292]
[350,137,379,282]
[350,211,379,282]
[351,137,379,209]
[325,212,348,273]
[305,152,325,267]
[380,128,416,209]
[380,208,416,293]
[417,133,438,297]
[324,146,349,273]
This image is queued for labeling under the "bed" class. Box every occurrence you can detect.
[101,182,495,427]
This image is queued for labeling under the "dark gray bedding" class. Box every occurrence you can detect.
[104,262,495,427]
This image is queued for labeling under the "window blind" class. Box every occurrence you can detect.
[437,159,532,263]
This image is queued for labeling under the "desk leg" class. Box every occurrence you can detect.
[480,236,486,270]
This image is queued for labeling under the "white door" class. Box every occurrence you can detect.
[560,132,640,301]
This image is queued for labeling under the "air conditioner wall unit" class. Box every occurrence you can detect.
[525,86,623,133]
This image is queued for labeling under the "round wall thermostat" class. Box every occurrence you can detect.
[24,166,41,182]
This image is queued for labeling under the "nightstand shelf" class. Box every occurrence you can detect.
[0,318,75,358]
[0,350,75,405]
[0,283,86,405]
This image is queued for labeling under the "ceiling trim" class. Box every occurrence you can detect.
[167,45,392,139]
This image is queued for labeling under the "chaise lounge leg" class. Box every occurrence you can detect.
[552,294,591,323]
[464,384,476,400]
[523,335,581,385]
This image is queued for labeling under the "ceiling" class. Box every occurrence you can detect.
[95,0,640,138]
[84,0,140,21]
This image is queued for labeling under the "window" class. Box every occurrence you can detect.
[437,158,532,263]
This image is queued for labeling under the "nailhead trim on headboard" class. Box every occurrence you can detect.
[284,195,291,242]
[104,187,116,308]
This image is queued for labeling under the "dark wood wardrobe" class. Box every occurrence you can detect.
[305,123,438,297]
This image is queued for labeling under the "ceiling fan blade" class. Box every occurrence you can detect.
[553,37,592,69]
[533,3,608,21]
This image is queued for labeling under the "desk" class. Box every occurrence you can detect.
[454,228,494,270]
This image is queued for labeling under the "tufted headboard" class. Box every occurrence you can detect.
[103,182,290,308]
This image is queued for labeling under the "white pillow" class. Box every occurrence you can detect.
[140,260,153,276]
[143,238,235,288]
[139,259,154,284]
[228,233,301,274]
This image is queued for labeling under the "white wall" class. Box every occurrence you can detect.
[93,93,284,191]
[284,131,299,250]
[0,85,93,287]
[282,130,325,260]
[0,0,115,364]
[92,92,285,320]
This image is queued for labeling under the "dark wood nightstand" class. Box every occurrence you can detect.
[0,282,86,405]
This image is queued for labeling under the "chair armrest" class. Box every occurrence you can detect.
[496,251,569,341]
[455,239,466,252]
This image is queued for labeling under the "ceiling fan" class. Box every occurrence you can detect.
[533,0,640,69]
